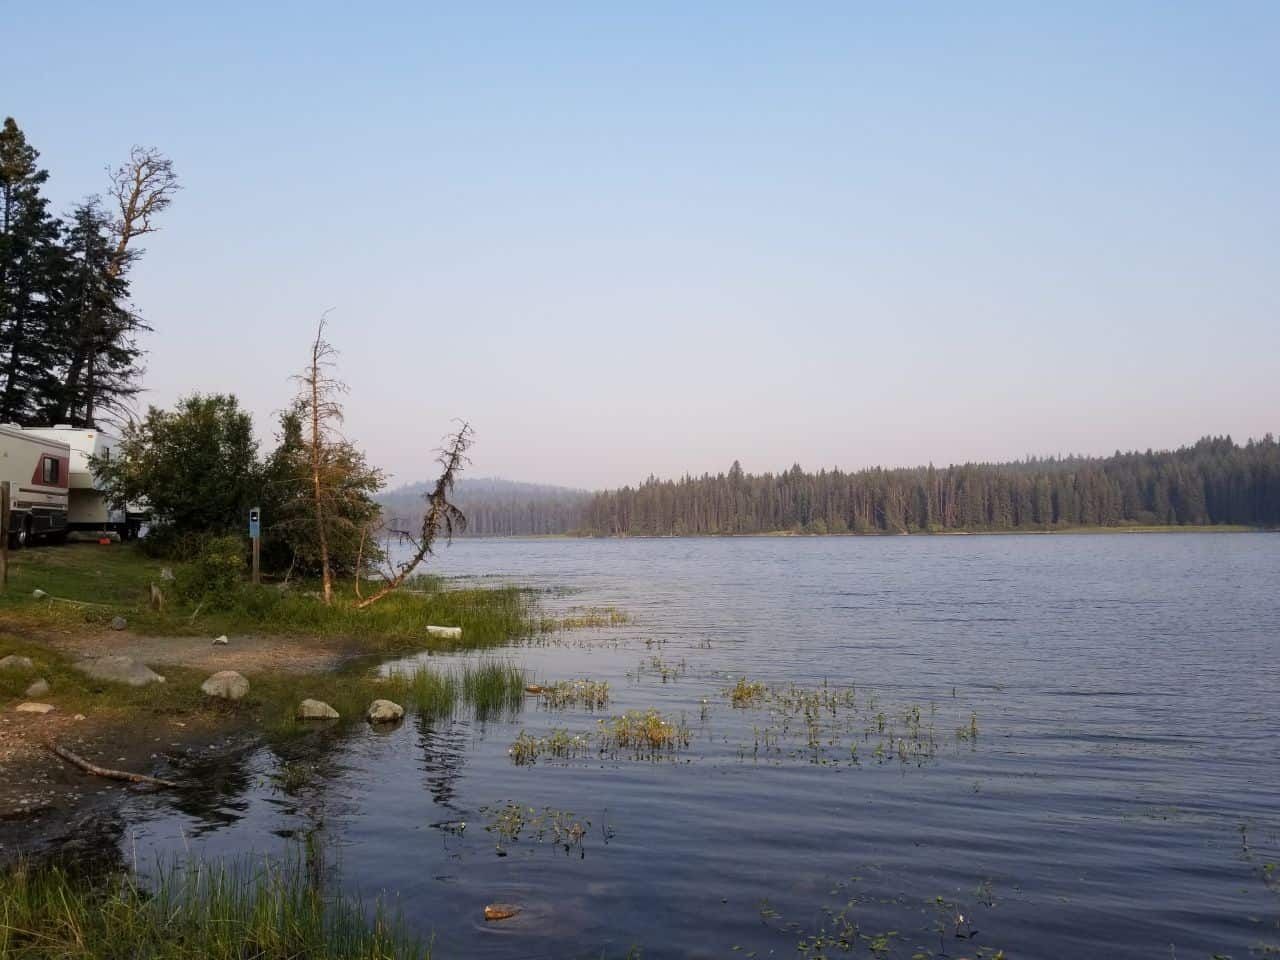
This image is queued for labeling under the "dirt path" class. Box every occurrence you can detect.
[47,628,348,675]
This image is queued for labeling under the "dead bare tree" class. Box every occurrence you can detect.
[107,146,180,278]
[296,314,346,604]
[355,423,473,609]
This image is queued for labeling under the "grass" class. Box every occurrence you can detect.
[0,544,539,654]
[0,855,425,960]
[536,678,611,710]
[0,631,527,743]
[598,709,691,759]
[508,728,592,765]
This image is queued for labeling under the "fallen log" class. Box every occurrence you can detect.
[49,744,182,789]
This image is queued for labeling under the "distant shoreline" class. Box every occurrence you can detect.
[452,524,1270,541]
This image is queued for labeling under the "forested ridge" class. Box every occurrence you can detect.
[581,435,1280,536]
[380,477,590,537]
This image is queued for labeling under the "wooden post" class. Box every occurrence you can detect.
[0,483,9,589]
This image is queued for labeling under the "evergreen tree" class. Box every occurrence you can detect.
[0,117,65,423]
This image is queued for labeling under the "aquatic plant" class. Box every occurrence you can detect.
[598,709,691,758]
[508,728,592,765]
[0,856,425,959]
[725,677,767,707]
[538,678,611,710]
[480,803,592,856]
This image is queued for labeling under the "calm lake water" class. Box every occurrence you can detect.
[120,535,1279,958]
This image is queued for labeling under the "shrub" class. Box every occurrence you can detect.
[177,534,247,607]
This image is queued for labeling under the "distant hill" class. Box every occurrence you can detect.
[379,477,590,537]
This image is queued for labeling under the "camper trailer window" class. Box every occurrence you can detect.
[42,457,60,484]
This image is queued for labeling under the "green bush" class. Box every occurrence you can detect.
[177,534,247,608]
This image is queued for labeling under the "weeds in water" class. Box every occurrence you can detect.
[598,709,692,759]
[956,713,979,741]
[726,677,767,707]
[480,803,593,857]
[539,605,631,631]
[0,856,424,959]
[538,678,611,710]
[632,655,687,683]
[508,728,592,765]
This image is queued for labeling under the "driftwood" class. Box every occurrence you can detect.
[49,744,181,789]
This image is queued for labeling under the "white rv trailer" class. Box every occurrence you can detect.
[21,425,145,541]
[0,423,69,547]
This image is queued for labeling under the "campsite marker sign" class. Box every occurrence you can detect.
[249,507,261,584]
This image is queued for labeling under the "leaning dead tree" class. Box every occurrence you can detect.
[356,423,473,609]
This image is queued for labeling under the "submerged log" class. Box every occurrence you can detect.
[49,744,181,788]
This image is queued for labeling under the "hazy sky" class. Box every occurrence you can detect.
[9,3,1278,489]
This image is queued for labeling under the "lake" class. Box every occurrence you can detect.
[115,534,1280,958]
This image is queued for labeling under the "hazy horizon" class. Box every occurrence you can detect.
[10,4,1278,489]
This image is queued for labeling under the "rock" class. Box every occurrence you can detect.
[0,655,34,671]
[31,589,47,599]
[160,567,175,580]
[365,699,405,723]
[74,655,165,687]
[201,670,249,701]
[426,625,462,640]
[15,702,55,715]
[483,903,521,921]
[212,635,230,646]
[24,678,49,698]
[109,616,127,631]
[296,699,339,720]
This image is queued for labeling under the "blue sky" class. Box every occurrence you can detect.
[9,3,1278,488]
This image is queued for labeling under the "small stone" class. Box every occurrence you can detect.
[73,714,85,721]
[483,903,521,921]
[365,699,405,723]
[201,670,249,701]
[212,635,229,646]
[15,702,55,715]
[0,655,34,671]
[31,589,47,600]
[109,616,127,631]
[24,678,49,698]
[296,699,339,720]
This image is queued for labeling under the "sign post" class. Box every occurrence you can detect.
[249,506,261,585]
[0,483,9,589]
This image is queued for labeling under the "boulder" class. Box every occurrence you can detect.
[109,616,128,631]
[365,699,405,723]
[31,589,47,600]
[426,625,462,640]
[483,903,521,921]
[0,655,34,671]
[201,670,249,701]
[74,655,165,687]
[212,635,229,646]
[24,678,50,698]
[296,699,339,720]
[15,702,55,715]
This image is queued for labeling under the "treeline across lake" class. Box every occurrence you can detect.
[579,435,1280,536]
[380,477,590,537]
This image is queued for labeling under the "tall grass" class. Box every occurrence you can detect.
[0,856,426,960]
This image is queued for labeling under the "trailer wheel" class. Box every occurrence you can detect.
[13,518,30,549]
